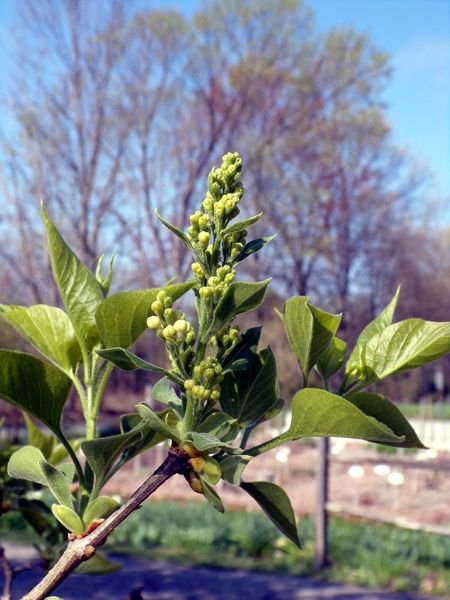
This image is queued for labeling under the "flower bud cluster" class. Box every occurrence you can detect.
[199,265,236,301]
[187,210,211,249]
[203,153,244,226]
[222,229,246,264]
[211,325,241,351]
[183,356,223,404]
[146,290,196,371]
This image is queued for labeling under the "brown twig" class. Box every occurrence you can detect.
[0,543,14,600]
[21,448,189,600]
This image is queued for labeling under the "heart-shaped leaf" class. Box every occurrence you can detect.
[210,280,270,336]
[82,425,149,490]
[241,481,301,548]
[96,347,179,382]
[7,446,48,485]
[40,460,74,508]
[0,350,72,438]
[316,336,347,381]
[221,327,261,371]
[220,455,251,485]
[189,432,232,453]
[346,287,400,376]
[23,414,55,460]
[360,319,450,386]
[42,204,103,350]
[278,388,404,446]
[135,403,181,443]
[220,348,278,428]
[0,304,81,374]
[152,377,181,407]
[198,412,239,442]
[284,297,341,384]
[347,392,426,448]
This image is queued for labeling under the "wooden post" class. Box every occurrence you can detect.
[315,436,330,569]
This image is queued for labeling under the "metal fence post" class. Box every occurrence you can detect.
[315,436,330,569]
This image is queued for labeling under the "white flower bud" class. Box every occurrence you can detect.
[162,325,176,340]
[146,316,161,330]
[173,319,189,334]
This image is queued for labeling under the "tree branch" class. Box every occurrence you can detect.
[21,448,190,600]
[0,544,14,600]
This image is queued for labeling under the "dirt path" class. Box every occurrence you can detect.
[2,544,433,600]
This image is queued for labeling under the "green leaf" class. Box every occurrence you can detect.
[220,348,279,428]
[40,460,73,508]
[42,204,103,350]
[51,504,84,534]
[81,426,146,487]
[155,209,192,249]
[189,432,232,453]
[219,213,263,238]
[96,347,178,382]
[278,388,404,445]
[152,377,181,407]
[346,287,400,376]
[0,350,72,437]
[347,392,426,449]
[75,553,121,574]
[0,304,81,374]
[220,455,251,485]
[83,496,120,524]
[23,414,55,460]
[135,403,181,443]
[316,336,347,381]
[95,282,194,348]
[235,235,276,262]
[283,297,341,383]
[211,280,270,335]
[117,416,166,465]
[200,478,225,513]
[7,446,47,485]
[361,319,450,385]
[221,327,261,371]
[240,481,301,548]
[95,253,115,297]
[198,412,239,442]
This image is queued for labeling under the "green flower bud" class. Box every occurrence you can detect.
[184,379,195,390]
[210,390,220,402]
[157,291,166,302]
[204,368,215,380]
[203,195,213,212]
[198,215,209,229]
[198,231,210,247]
[164,308,174,321]
[185,331,196,345]
[189,211,202,225]
[199,286,212,299]
[147,316,161,330]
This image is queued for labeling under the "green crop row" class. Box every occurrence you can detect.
[2,502,449,595]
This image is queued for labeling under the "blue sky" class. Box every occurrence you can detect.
[0,0,448,197]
